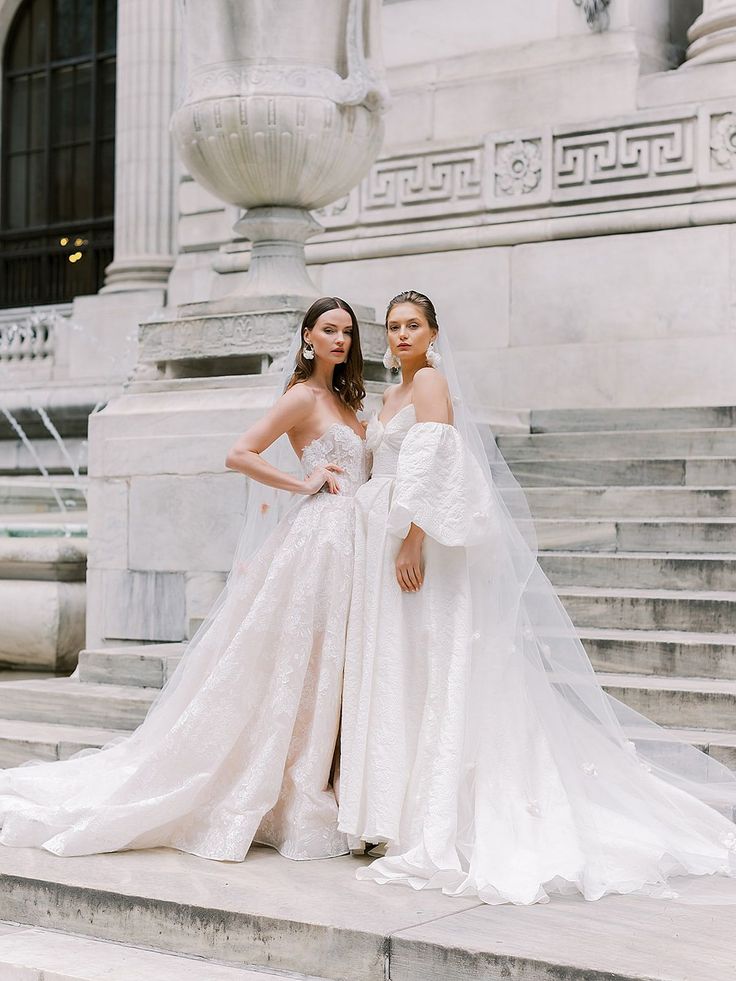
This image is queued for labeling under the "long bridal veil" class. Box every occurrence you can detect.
[433,328,736,825]
[0,330,307,853]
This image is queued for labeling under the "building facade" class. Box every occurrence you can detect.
[2,0,736,410]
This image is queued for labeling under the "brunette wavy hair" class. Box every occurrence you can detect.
[286,296,365,411]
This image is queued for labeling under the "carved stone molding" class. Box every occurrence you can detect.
[363,148,483,219]
[494,140,543,197]
[687,3,736,67]
[554,117,696,200]
[711,112,736,169]
[311,103,736,230]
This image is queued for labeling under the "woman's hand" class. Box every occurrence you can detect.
[396,525,425,591]
[302,464,344,495]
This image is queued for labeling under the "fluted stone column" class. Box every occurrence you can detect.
[101,0,178,292]
[686,0,736,66]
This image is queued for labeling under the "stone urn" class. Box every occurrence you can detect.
[171,0,388,300]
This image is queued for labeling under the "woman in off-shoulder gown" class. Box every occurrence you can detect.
[0,296,368,863]
[339,290,736,906]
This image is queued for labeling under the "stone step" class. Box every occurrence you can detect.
[527,486,736,519]
[558,586,736,633]
[535,517,736,552]
[530,405,736,433]
[540,551,736,590]
[0,535,87,581]
[601,673,736,730]
[0,718,125,767]
[627,725,736,770]
[0,513,87,538]
[0,844,733,981]
[78,643,186,688]
[0,677,154,730]
[0,478,87,514]
[510,457,736,488]
[578,627,736,680]
[498,429,736,461]
[0,437,88,477]
[0,923,293,980]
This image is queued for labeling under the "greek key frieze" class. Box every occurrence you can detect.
[362,148,483,217]
[554,120,696,199]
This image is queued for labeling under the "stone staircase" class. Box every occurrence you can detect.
[0,405,733,981]
[501,404,736,768]
[0,405,733,769]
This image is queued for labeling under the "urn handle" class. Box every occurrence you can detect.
[334,0,390,111]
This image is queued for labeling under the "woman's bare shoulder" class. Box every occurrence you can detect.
[413,367,449,396]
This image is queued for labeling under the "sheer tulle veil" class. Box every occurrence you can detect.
[432,326,736,822]
[31,328,305,762]
[131,327,307,729]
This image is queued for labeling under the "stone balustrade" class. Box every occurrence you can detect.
[0,317,55,366]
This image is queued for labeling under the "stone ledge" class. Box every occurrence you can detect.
[0,845,732,981]
[0,537,87,582]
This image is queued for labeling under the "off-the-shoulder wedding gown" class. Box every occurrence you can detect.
[0,424,368,862]
[339,404,736,905]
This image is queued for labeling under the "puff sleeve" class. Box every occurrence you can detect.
[386,422,494,547]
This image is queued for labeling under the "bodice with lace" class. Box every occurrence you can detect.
[301,423,369,494]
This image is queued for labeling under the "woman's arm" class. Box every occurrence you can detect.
[395,368,452,592]
[225,386,342,495]
[413,366,452,424]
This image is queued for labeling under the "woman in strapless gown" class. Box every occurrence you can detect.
[339,290,736,906]
[0,297,368,863]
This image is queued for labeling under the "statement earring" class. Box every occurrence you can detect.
[383,347,401,372]
[303,340,315,361]
[426,341,442,369]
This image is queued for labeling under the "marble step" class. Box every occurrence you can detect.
[0,437,88,477]
[540,551,736,590]
[600,673,736,730]
[579,627,736,680]
[0,718,125,767]
[78,643,185,688]
[536,516,736,552]
[558,586,736,633]
[0,478,87,514]
[0,513,87,538]
[628,725,736,770]
[0,844,733,981]
[527,486,736,519]
[498,429,736,461]
[529,405,736,433]
[0,923,298,980]
[0,677,154,730]
[511,457,736,488]
[0,535,87,581]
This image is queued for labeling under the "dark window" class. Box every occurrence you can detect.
[1,0,116,308]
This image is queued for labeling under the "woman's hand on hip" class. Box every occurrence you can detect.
[302,464,343,495]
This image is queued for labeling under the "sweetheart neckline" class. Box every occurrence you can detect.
[375,402,416,431]
[298,422,366,461]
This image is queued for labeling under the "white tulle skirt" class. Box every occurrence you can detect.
[340,414,736,905]
[0,490,359,862]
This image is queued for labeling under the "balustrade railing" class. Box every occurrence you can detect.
[0,312,58,366]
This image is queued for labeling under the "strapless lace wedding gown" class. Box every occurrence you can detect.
[0,424,368,862]
[339,405,736,905]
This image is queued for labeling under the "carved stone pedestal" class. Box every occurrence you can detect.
[137,300,385,381]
